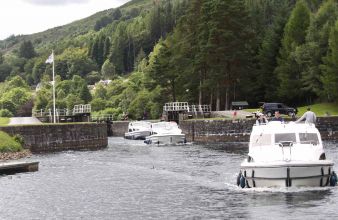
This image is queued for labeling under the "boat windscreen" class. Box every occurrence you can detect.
[251,134,271,147]
[299,133,319,145]
[275,133,296,144]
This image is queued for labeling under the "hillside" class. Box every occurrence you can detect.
[0,0,152,53]
[0,0,336,120]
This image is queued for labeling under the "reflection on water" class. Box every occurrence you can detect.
[0,138,336,220]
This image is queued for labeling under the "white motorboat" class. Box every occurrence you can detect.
[237,121,337,188]
[144,121,186,145]
[124,121,152,140]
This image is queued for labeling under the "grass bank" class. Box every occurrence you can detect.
[0,117,9,125]
[297,103,338,116]
[0,131,23,152]
[245,103,338,117]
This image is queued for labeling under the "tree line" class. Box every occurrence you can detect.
[0,0,337,119]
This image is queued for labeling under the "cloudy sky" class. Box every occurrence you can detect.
[0,0,131,40]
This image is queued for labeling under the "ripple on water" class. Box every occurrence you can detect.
[0,137,336,220]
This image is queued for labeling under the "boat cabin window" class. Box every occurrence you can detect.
[275,133,296,144]
[251,134,271,147]
[299,133,319,145]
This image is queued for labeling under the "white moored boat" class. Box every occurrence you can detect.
[144,121,186,145]
[124,121,152,140]
[237,121,337,188]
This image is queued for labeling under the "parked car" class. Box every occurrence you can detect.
[261,103,297,117]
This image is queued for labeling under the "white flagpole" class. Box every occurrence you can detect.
[52,50,56,123]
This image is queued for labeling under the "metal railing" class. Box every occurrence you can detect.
[163,102,190,112]
[73,104,91,114]
[163,102,211,113]
[33,104,91,117]
[91,114,114,122]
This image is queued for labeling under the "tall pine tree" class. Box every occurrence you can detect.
[275,0,310,104]
[321,21,338,101]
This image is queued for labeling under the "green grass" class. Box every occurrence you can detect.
[0,117,9,125]
[244,103,338,117]
[296,103,338,117]
[0,131,23,152]
[245,108,261,113]
[187,117,231,121]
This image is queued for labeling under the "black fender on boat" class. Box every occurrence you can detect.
[236,171,241,186]
[330,171,337,186]
[236,171,246,188]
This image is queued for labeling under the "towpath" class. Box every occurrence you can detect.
[8,117,42,125]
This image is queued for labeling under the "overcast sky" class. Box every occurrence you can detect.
[0,0,131,40]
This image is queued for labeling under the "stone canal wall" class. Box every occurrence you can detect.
[179,119,254,143]
[315,117,338,141]
[111,121,129,137]
[179,116,338,143]
[108,117,338,143]
[0,123,107,153]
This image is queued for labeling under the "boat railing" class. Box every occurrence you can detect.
[278,142,293,161]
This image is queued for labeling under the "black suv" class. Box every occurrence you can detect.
[261,103,297,117]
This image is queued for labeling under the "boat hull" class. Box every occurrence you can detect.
[240,161,334,187]
[145,134,186,145]
[124,130,151,140]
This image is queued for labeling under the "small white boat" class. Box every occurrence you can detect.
[144,121,186,145]
[124,121,152,140]
[237,121,337,188]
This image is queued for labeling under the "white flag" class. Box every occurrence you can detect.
[45,53,54,64]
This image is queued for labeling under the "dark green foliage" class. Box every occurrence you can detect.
[32,61,46,84]
[248,0,293,102]
[13,134,25,146]
[0,131,23,152]
[0,109,13,117]
[0,0,338,117]
[103,37,111,62]
[18,40,36,59]
[85,71,101,85]
[275,0,311,103]
[0,52,3,64]
[0,76,32,116]
[112,9,122,20]
[109,23,127,74]
[80,84,92,103]
[90,98,107,112]
[94,16,113,31]
[321,21,338,101]
[89,35,106,68]
[297,0,338,102]
[53,60,68,80]
[0,64,12,82]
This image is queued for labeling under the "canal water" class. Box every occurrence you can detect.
[0,137,337,220]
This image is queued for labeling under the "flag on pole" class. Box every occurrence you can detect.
[45,53,54,64]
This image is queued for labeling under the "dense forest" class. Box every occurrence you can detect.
[0,0,337,120]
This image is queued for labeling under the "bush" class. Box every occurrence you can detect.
[0,109,13,117]
[13,134,25,146]
[92,107,123,121]
[0,131,23,152]
[90,98,107,111]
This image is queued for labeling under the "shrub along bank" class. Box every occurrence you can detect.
[0,131,23,152]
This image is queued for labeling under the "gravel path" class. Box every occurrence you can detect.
[212,110,254,119]
[8,117,42,125]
